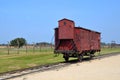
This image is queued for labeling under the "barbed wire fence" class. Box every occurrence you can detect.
[0,35,55,55]
[0,43,54,55]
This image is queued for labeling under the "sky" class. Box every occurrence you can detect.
[0,0,120,44]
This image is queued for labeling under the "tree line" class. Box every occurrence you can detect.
[0,38,120,48]
[101,41,120,48]
[0,37,54,48]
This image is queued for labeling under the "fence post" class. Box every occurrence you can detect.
[7,41,10,55]
[33,42,35,53]
[26,43,27,53]
[39,44,41,52]
[17,40,19,54]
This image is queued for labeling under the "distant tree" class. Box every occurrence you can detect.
[10,38,27,48]
[0,44,7,46]
[101,42,106,46]
[36,42,54,47]
[111,41,116,48]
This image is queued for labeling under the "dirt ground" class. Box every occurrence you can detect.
[9,55,120,80]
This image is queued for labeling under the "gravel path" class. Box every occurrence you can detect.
[9,54,120,80]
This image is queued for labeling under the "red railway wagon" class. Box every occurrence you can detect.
[54,18,101,62]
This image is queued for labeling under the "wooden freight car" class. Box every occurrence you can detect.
[54,18,101,62]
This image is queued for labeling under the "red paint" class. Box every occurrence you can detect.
[54,18,100,54]
[58,19,75,39]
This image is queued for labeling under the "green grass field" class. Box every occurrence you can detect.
[97,47,120,55]
[0,47,120,73]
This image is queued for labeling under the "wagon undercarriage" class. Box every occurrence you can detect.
[54,50,97,62]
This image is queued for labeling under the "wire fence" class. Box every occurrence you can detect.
[0,45,54,55]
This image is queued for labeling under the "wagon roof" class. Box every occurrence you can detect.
[58,18,74,23]
[54,27,58,30]
[75,26,101,34]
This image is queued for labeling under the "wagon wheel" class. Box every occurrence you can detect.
[64,56,69,62]
[78,54,83,62]
[89,54,93,59]
[89,54,95,59]
[63,53,69,62]
[89,51,95,59]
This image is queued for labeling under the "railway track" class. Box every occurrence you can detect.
[0,52,120,80]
